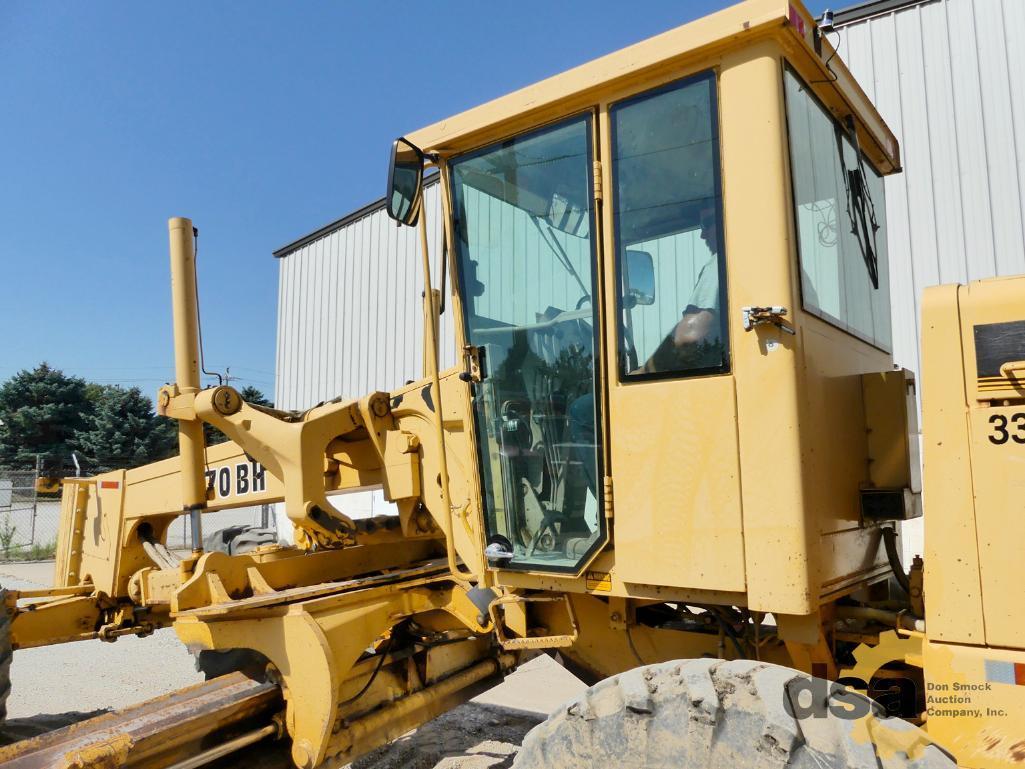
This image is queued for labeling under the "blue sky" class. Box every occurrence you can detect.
[1,1,827,401]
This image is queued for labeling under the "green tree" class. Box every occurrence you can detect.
[75,386,178,471]
[83,382,112,406]
[0,363,91,473]
[239,386,271,407]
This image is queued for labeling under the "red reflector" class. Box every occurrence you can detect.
[788,5,807,36]
[99,480,120,490]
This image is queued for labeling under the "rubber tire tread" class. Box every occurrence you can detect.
[203,524,277,556]
[0,589,10,723]
[195,526,274,680]
[513,658,957,769]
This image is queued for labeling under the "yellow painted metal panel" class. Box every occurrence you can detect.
[923,639,1025,769]
[959,276,1025,648]
[921,284,986,644]
[794,320,894,594]
[609,375,745,592]
[968,406,1025,647]
[799,320,879,532]
[720,44,813,615]
[862,368,918,492]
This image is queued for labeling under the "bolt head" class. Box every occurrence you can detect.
[212,386,242,415]
[293,740,315,769]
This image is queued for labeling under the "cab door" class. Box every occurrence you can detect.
[448,113,609,574]
[602,70,746,592]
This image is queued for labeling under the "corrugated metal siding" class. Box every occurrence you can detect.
[836,0,1025,380]
[274,184,455,411]
[461,184,594,325]
[836,0,1025,563]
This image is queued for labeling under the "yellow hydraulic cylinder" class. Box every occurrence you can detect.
[168,217,207,547]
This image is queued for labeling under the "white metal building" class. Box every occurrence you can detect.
[273,182,455,411]
[833,0,1025,380]
[832,0,1025,559]
[271,0,1025,544]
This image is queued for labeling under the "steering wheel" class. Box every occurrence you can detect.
[622,324,640,372]
[620,296,641,372]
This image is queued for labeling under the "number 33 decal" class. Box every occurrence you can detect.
[988,413,1025,445]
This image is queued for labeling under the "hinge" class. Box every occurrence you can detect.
[593,160,603,202]
[603,475,613,519]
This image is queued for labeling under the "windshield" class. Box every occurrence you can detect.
[450,114,604,573]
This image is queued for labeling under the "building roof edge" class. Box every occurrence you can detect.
[273,174,440,258]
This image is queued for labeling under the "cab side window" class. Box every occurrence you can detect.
[784,67,891,350]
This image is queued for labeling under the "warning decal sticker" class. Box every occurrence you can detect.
[585,571,612,592]
[974,321,1025,392]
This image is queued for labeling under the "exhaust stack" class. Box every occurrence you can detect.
[168,216,207,550]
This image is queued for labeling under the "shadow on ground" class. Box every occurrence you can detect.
[350,701,544,769]
[211,701,545,769]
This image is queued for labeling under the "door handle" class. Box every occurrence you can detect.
[742,306,796,335]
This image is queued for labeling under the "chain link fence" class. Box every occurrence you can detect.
[0,466,277,561]
[0,467,59,561]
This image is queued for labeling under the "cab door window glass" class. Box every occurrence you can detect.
[611,70,729,379]
[449,115,604,572]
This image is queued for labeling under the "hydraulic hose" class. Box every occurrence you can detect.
[881,525,911,595]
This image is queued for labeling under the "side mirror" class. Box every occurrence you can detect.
[624,250,655,306]
[386,137,425,226]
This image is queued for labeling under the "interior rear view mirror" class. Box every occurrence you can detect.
[386,137,425,226]
[624,249,655,306]
[547,191,588,237]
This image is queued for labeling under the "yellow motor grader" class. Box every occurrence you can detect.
[2,1,1023,766]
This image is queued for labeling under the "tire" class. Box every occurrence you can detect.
[195,526,275,680]
[203,524,278,555]
[0,589,10,723]
[513,659,956,769]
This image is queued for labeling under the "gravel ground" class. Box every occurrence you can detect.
[2,561,206,718]
[0,561,586,767]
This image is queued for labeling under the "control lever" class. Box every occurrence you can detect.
[742,306,796,335]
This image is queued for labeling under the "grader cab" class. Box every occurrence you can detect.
[2,1,1023,767]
